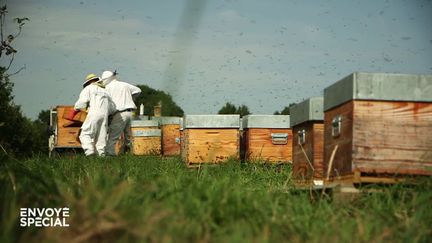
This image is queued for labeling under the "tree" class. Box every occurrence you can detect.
[236,104,251,117]
[218,102,237,115]
[0,5,28,76]
[274,102,297,115]
[31,109,51,154]
[134,84,184,117]
[218,102,251,117]
[36,109,50,125]
[0,68,48,157]
[0,5,40,157]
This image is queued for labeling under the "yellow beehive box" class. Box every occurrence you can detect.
[131,120,161,155]
[182,115,240,166]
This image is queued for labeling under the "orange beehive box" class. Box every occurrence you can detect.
[152,117,181,156]
[55,106,85,147]
[242,115,292,163]
[50,105,124,156]
[323,72,432,180]
[182,115,240,165]
[130,120,161,155]
[290,97,324,183]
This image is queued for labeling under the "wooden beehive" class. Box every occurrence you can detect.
[182,115,240,165]
[242,115,292,163]
[51,105,123,155]
[130,120,161,155]
[55,106,85,147]
[323,72,432,179]
[290,97,324,183]
[152,117,181,156]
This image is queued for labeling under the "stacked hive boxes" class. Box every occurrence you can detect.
[55,106,85,147]
[290,97,325,183]
[152,117,182,156]
[242,115,292,163]
[182,115,240,166]
[130,120,161,155]
[323,72,432,179]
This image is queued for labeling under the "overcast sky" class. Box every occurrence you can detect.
[2,0,432,118]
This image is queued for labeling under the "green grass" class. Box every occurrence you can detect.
[1,155,431,242]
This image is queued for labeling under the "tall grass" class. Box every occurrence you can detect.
[1,155,431,242]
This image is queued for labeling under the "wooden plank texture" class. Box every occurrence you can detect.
[293,123,313,179]
[57,106,85,128]
[161,124,181,156]
[313,123,325,178]
[131,126,161,155]
[324,101,354,177]
[184,128,239,164]
[132,137,161,155]
[324,100,432,178]
[292,122,324,180]
[244,128,292,163]
[57,127,81,147]
[352,101,432,175]
[56,106,82,147]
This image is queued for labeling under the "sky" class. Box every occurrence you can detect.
[2,0,432,119]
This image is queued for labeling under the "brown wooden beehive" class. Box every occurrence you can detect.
[323,72,432,180]
[55,106,84,147]
[152,117,181,156]
[290,97,324,183]
[50,105,124,156]
[242,115,292,164]
[130,120,161,155]
[182,115,240,165]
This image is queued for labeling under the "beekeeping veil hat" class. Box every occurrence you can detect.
[83,73,100,87]
[101,70,117,86]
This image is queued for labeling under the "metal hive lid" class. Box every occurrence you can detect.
[130,120,159,127]
[151,116,181,125]
[135,115,149,121]
[184,115,240,128]
[242,115,290,129]
[290,97,323,127]
[324,72,432,111]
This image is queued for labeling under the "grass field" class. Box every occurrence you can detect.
[1,155,431,242]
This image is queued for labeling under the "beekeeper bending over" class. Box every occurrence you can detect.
[71,73,116,156]
[101,70,141,156]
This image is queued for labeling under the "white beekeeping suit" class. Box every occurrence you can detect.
[74,74,116,156]
[101,70,141,156]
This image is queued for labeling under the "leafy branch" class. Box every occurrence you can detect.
[0,5,29,77]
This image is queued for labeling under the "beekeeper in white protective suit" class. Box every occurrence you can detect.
[101,70,141,156]
[72,73,116,156]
